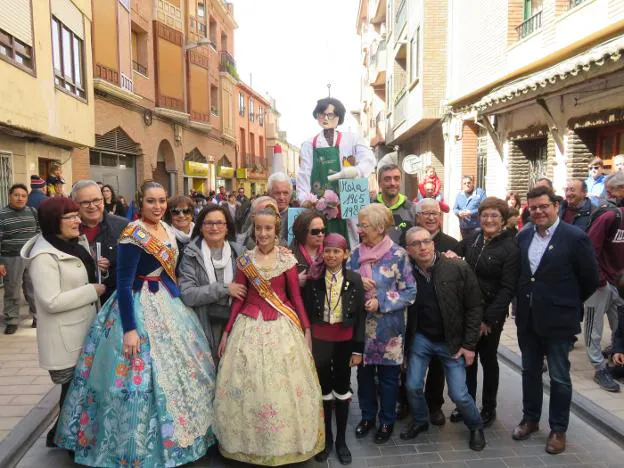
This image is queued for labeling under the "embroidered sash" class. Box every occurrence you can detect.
[237,254,303,332]
[120,224,177,283]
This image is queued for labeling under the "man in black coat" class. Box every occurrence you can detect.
[72,180,129,305]
[513,186,599,455]
[401,226,485,451]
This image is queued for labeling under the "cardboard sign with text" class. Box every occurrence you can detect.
[339,178,370,219]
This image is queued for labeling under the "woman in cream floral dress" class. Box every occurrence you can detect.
[215,205,323,466]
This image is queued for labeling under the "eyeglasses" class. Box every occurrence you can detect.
[203,221,227,228]
[589,165,601,170]
[408,239,433,248]
[480,213,502,220]
[357,223,371,229]
[309,228,326,236]
[171,208,192,216]
[528,203,553,212]
[61,214,81,221]
[78,198,103,208]
[419,211,441,218]
[317,112,336,120]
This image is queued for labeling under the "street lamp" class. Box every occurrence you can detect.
[184,37,211,51]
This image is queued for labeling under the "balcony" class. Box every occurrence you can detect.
[370,41,387,86]
[569,0,587,8]
[392,89,407,129]
[219,51,238,79]
[132,60,147,76]
[516,10,542,40]
[395,0,407,35]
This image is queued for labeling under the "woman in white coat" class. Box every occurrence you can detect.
[21,197,106,449]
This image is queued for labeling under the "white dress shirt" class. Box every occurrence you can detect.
[528,217,560,274]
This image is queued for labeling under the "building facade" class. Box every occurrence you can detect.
[235,81,269,196]
[443,0,624,235]
[0,0,94,203]
[83,0,238,200]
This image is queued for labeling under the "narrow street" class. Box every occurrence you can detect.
[17,361,622,468]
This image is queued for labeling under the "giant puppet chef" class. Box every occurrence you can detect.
[298,98,375,247]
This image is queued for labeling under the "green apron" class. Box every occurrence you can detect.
[310,132,349,240]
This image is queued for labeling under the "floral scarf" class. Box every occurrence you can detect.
[358,235,393,299]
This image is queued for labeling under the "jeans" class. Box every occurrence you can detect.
[584,284,621,370]
[406,333,483,430]
[398,357,445,412]
[357,364,400,426]
[466,326,503,410]
[518,327,573,433]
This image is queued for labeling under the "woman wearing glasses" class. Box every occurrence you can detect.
[290,210,326,286]
[449,197,520,427]
[179,203,244,362]
[165,195,195,259]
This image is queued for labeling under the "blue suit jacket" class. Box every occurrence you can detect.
[516,220,599,338]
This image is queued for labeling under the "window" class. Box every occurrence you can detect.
[249,97,254,122]
[259,107,264,126]
[209,16,217,48]
[409,27,420,83]
[221,32,228,51]
[250,132,256,159]
[238,93,245,116]
[51,17,85,98]
[210,84,219,115]
[0,27,33,71]
[131,28,148,76]
[239,128,246,159]
[197,2,205,17]
[524,0,543,19]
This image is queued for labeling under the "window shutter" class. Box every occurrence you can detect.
[0,0,33,46]
[50,0,84,39]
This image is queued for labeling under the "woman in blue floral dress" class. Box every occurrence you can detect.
[55,181,216,467]
[346,204,416,445]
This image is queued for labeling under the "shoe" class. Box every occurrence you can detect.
[395,401,409,420]
[335,443,352,465]
[512,419,539,440]
[602,345,613,359]
[355,419,375,439]
[480,408,496,428]
[374,423,393,444]
[429,408,446,426]
[594,368,621,393]
[314,442,332,462]
[31,319,37,328]
[450,407,463,423]
[4,325,17,335]
[399,423,428,440]
[46,427,57,448]
[469,429,486,451]
[545,431,566,454]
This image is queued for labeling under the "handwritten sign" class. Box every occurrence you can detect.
[287,208,306,245]
[339,178,369,219]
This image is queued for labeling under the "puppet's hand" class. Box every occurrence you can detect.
[327,166,359,181]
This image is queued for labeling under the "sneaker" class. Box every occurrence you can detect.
[594,368,621,393]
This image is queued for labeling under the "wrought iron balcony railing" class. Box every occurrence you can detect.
[516,10,542,40]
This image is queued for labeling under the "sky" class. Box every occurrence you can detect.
[230,0,363,147]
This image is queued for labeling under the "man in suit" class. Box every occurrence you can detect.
[512,186,599,455]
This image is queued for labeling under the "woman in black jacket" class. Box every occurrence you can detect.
[451,197,520,427]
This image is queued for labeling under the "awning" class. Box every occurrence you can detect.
[472,35,624,112]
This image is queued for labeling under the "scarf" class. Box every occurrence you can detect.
[298,243,324,280]
[358,235,393,299]
[171,222,194,244]
[44,234,97,283]
[201,240,234,288]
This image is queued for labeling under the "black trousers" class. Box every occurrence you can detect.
[399,356,445,411]
[465,326,503,410]
[312,338,353,398]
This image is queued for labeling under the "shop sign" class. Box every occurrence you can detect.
[184,160,209,177]
[218,166,234,178]
[236,168,248,179]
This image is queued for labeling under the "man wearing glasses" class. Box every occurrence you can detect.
[513,186,599,455]
[585,157,607,199]
[453,175,486,239]
[71,180,129,305]
[401,226,485,451]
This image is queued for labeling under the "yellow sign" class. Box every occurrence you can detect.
[218,166,234,178]
[236,168,248,179]
[184,160,209,177]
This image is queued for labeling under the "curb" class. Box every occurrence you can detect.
[498,344,624,448]
[0,385,60,468]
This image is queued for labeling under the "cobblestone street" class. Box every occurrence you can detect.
[17,361,623,468]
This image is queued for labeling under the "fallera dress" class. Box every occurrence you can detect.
[55,221,216,467]
[214,246,324,466]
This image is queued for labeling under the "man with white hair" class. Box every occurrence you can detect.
[268,172,295,242]
[613,154,624,173]
[71,180,128,304]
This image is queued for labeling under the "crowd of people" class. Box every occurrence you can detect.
[1,153,624,467]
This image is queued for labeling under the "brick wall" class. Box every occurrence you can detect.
[567,128,597,179]
[422,0,447,114]
[508,141,531,196]
[507,0,524,46]
[71,147,90,182]
[461,122,478,180]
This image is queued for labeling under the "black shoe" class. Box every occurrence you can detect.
[429,408,446,426]
[480,408,496,428]
[335,443,352,465]
[46,428,58,448]
[450,408,463,423]
[31,319,37,328]
[374,424,393,444]
[469,429,486,451]
[395,402,409,420]
[355,419,375,439]
[399,422,428,440]
[4,324,17,335]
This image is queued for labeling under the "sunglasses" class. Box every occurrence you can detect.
[309,228,326,236]
[171,208,192,216]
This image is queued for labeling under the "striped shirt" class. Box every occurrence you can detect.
[0,205,39,259]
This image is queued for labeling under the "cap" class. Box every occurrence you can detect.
[323,233,348,250]
[30,175,46,189]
